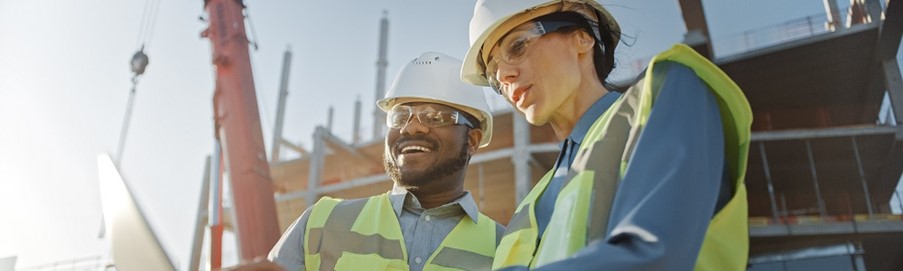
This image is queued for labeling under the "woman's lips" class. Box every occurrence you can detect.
[511,85,531,109]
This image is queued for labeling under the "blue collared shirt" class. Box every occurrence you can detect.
[518,62,730,271]
[535,91,621,237]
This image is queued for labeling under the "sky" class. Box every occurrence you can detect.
[0,0,896,270]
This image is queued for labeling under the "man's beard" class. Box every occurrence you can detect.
[384,138,471,188]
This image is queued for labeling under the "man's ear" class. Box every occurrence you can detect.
[573,30,596,54]
[466,128,483,154]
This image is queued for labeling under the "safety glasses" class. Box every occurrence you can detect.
[386,104,474,129]
[482,16,589,95]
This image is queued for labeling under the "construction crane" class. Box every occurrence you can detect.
[200,0,280,267]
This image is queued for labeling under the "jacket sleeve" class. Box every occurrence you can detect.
[268,206,313,271]
[536,62,727,270]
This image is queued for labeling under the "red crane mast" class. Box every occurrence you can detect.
[201,0,280,263]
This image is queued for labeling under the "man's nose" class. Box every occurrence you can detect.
[400,115,429,135]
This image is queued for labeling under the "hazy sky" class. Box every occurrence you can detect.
[2,0,893,269]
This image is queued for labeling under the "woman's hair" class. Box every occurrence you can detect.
[557,2,633,92]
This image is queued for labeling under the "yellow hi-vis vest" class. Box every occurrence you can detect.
[304,192,498,271]
[492,44,752,270]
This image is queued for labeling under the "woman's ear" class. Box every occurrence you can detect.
[573,30,596,54]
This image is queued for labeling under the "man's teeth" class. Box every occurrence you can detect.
[401,146,431,153]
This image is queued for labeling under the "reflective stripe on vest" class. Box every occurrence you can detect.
[492,44,751,270]
[304,193,498,271]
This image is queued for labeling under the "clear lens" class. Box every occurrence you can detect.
[387,108,412,129]
[387,105,472,129]
[482,19,586,96]
[483,24,545,96]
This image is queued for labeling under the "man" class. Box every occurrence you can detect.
[459,0,752,270]
[266,51,504,271]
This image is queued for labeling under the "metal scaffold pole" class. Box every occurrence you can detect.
[758,142,781,223]
[850,136,875,216]
[804,140,828,219]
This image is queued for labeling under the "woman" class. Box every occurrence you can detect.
[459,1,753,270]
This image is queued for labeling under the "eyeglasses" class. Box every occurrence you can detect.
[482,19,586,95]
[386,104,474,129]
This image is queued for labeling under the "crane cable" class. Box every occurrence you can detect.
[135,0,161,51]
[115,0,159,167]
[101,0,163,245]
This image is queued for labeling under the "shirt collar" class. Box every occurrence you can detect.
[568,91,621,144]
[389,185,481,223]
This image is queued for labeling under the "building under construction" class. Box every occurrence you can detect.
[229,1,903,270]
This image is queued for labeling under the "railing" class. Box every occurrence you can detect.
[609,8,870,84]
[713,9,852,57]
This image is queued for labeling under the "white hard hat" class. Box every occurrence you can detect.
[378,52,494,148]
[460,0,621,86]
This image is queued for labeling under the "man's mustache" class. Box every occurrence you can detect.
[392,134,439,153]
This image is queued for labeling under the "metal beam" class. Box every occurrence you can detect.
[882,58,903,140]
[758,142,782,223]
[322,131,364,158]
[750,220,903,237]
[877,0,903,58]
[805,140,828,219]
[750,125,897,141]
[824,0,843,31]
[469,143,559,164]
[477,163,486,208]
[864,0,883,25]
[677,0,713,58]
[527,142,561,153]
[277,142,561,203]
[270,48,292,163]
[279,138,308,156]
[852,242,867,271]
[749,243,858,264]
[209,141,224,270]
[189,156,211,271]
[353,96,362,144]
[277,173,390,202]
[372,12,389,140]
[306,126,327,206]
[851,136,875,216]
[327,106,334,133]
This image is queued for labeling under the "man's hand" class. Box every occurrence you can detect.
[223,258,286,271]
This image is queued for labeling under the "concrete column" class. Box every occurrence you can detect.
[512,113,532,204]
[307,126,327,206]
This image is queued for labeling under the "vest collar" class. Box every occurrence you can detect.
[568,91,621,145]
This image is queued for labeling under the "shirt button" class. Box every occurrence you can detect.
[424,215,431,221]
[415,257,422,264]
